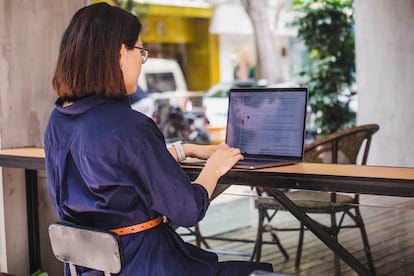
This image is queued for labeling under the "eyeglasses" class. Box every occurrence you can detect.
[134,46,149,64]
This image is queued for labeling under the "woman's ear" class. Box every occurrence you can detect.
[119,44,127,69]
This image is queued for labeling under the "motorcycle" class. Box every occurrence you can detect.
[152,99,210,144]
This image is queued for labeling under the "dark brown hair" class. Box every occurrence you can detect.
[52,3,141,99]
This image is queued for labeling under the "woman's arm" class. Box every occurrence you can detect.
[168,142,230,162]
[167,142,243,197]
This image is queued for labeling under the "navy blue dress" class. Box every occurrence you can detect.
[44,95,272,275]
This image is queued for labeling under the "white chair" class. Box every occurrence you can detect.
[48,221,124,276]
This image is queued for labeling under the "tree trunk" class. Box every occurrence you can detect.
[240,0,284,84]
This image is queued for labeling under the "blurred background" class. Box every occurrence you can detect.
[1,0,413,275]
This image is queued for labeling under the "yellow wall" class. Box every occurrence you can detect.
[136,3,218,91]
[186,19,219,91]
[140,16,196,44]
[94,1,219,90]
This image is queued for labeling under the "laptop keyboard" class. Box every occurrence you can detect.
[237,158,287,164]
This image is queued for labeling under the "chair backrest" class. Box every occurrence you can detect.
[48,221,124,276]
[304,124,379,165]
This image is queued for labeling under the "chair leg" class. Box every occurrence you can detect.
[194,224,210,248]
[270,232,289,261]
[330,213,341,276]
[69,264,77,276]
[295,222,305,268]
[251,207,266,262]
[354,207,376,275]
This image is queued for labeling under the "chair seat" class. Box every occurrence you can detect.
[255,190,355,213]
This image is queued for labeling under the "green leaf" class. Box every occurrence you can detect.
[290,0,355,135]
[31,269,48,276]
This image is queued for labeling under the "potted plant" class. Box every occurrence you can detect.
[291,0,356,136]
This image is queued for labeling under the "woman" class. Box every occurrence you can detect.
[45,3,273,275]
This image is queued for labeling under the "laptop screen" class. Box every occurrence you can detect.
[225,87,308,158]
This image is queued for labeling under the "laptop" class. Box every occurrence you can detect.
[183,87,308,169]
[225,87,308,169]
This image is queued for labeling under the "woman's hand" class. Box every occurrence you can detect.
[194,147,243,197]
[204,147,244,177]
[183,143,230,160]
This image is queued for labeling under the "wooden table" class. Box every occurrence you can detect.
[1,147,414,275]
[183,162,414,198]
[182,163,414,275]
[0,148,45,274]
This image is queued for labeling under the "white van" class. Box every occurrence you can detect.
[137,58,204,112]
[138,58,187,92]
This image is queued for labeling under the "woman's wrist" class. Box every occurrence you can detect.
[195,165,221,198]
[171,141,186,162]
[182,143,196,158]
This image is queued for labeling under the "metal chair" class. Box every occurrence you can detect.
[175,184,264,257]
[252,124,379,275]
[48,221,124,276]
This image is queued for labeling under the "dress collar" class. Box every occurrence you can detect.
[55,95,130,115]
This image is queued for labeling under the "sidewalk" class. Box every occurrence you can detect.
[178,186,258,238]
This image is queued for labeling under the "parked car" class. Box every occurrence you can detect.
[138,58,204,113]
[138,57,187,92]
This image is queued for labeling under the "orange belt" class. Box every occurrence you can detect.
[109,216,162,236]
